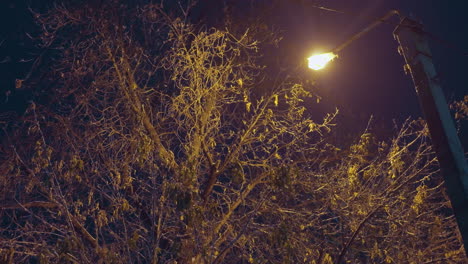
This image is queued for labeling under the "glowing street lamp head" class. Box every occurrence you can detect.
[307,52,337,70]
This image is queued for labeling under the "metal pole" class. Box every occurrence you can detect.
[333,10,400,53]
[394,17,468,256]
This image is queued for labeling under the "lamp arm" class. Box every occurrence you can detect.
[333,10,401,53]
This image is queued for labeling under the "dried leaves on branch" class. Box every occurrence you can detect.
[0,1,465,263]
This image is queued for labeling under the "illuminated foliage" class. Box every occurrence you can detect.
[452,95,468,121]
[0,1,464,263]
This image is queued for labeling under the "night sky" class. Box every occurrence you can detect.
[293,0,468,145]
[278,0,468,118]
[1,0,467,145]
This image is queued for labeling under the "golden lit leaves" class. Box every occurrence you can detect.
[451,95,468,120]
[31,140,53,174]
[26,140,54,192]
[237,78,243,87]
[371,242,383,260]
[285,83,312,119]
[314,119,458,263]
[246,102,252,112]
[322,253,333,264]
[445,248,465,260]
[349,133,376,162]
[111,198,133,221]
[412,185,427,214]
[128,231,140,250]
[347,164,359,186]
[70,155,84,171]
[96,209,108,228]
[136,132,152,166]
[244,93,252,112]
[388,145,405,179]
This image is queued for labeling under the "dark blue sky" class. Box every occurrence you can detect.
[276,0,468,120]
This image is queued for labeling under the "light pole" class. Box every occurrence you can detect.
[309,10,468,257]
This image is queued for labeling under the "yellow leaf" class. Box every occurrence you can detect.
[323,253,333,264]
[246,102,251,112]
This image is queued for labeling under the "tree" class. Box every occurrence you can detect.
[0,1,465,263]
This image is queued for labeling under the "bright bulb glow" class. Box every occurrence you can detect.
[307,52,337,70]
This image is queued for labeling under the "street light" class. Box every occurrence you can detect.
[307,52,337,70]
[308,10,468,258]
[308,10,401,70]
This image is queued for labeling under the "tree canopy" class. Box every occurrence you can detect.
[0,1,465,263]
